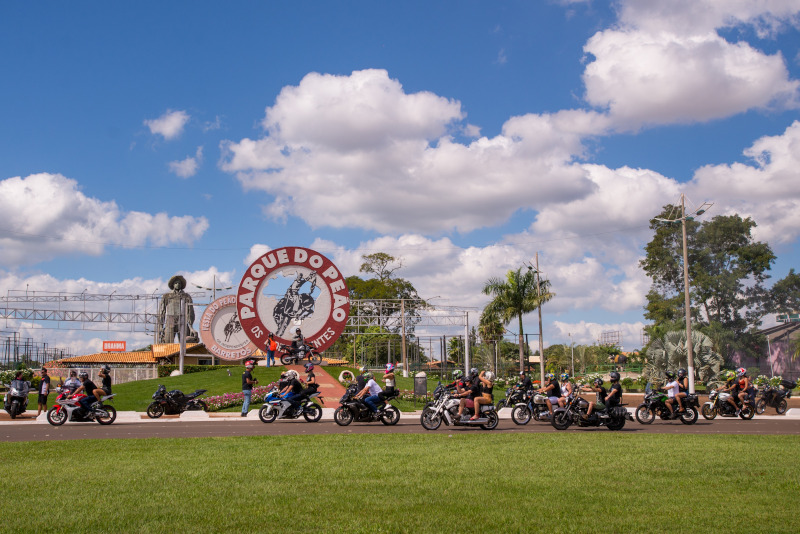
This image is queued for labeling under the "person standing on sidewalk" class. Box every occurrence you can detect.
[36,368,51,416]
[241,362,258,417]
[266,333,277,367]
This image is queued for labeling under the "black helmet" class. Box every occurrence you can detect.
[677,368,687,378]
[78,371,89,379]
[609,371,620,382]
[665,370,676,380]
[593,378,604,387]
[102,365,111,373]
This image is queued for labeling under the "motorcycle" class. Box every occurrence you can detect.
[278,343,322,366]
[333,384,400,426]
[146,385,208,418]
[496,386,530,411]
[511,393,553,425]
[46,387,117,425]
[634,383,699,425]
[420,382,499,430]
[551,393,632,431]
[755,379,796,415]
[258,386,323,423]
[702,388,755,420]
[3,379,30,419]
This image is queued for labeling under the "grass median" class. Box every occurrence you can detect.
[1,433,798,533]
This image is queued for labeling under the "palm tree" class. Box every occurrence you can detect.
[482,267,554,373]
[644,330,724,384]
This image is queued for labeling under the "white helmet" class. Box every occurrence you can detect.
[287,370,298,380]
[484,371,495,382]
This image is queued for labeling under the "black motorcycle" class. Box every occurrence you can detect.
[146,385,208,418]
[755,379,795,415]
[634,383,699,425]
[3,378,30,419]
[496,386,529,411]
[333,384,400,426]
[552,393,632,431]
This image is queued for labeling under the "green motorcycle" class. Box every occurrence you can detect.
[635,383,698,425]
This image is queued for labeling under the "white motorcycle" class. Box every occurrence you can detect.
[258,388,323,423]
[3,379,30,419]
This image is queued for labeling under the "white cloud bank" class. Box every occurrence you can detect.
[144,109,190,140]
[169,146,204,178]
[0,173,210,266]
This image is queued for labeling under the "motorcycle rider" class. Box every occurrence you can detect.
[71,372,99,417]
[663,371,681,416]
[355,372,383,413]
[281,370,304,414]
[736,368,754,410]
[93,365,112,408]
[471,370,495,421]
[559,373,573,407]
[580,378,607,419]
[538,373,560,416]
[719,370,740,415]
[518,371,533,393]
[456,375,479,420]
[607,371,623,410]
[355,367,368,391]
[379,363,396,403]
[676,368,689,411]
[291,327,305,356]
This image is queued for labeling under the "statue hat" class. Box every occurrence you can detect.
[168,275,187,290]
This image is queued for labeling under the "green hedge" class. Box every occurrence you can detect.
[157,365,237,378]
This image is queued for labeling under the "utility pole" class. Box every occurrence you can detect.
[536,253,545,387]
[401,299,408,377]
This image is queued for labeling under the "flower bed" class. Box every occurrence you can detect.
[203,381,279,411]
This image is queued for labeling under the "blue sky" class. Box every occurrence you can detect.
[1,1,799,356]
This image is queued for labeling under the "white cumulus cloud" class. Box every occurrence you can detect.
[169,146,203,178]
[144,109,190,140]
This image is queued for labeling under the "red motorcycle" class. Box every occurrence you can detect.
[46,387,117,426]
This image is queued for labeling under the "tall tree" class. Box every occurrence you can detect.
[482,267,554,373]
[640,207,776,359]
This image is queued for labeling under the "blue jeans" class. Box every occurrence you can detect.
[266,350,275,367]
[365,395,381,412]
[79,395,97,414]
[242,390,252,414]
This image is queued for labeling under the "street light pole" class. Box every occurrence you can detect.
[680,194,695,394]
[569,332,574,377]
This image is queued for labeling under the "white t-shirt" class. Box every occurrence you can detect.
[665,380,679,398]
[366,379,382,396]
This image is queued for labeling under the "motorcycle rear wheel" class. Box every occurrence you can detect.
[551,409,572,430]
[380,406,400,425]
[511,405,531,425]
[480,411,499,430]
[755,398,766,415]
[96,405,117,425]
[606,417,626,431]
[146,403,165,419]
[679,407,698,425]
[739,404,755,420]
[303,404,322,422]
[701,404,717,420]
[776,399,788,415]
[420,407,442,430]
[280,354,293,365]
[189,400,208,412]
[46,406,67,426]
[333,406,353,426]
[635,405,655,424]
[259,405,277,423]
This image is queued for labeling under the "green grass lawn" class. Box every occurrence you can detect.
[1,433,797,533]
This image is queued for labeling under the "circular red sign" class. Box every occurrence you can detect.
[236,247,350,353]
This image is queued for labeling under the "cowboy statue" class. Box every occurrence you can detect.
[158,275,199,343]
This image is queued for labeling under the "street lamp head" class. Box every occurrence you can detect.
[695,209,705,216]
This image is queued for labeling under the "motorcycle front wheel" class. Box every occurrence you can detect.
[701,404,717,420]
[380,406,400,425]
[679,407,698,425]
[46,406,67,426]
[551,409,572,430]
[333,406,353,426]
[10,400,19,419]
[308,353,322,365]
[96,405,117,425]
[420,407,442,430]
[776,399,788,415]
[755,398,766,415]
[259,405,277,423]
[635,404,655,424]
[146,402,165,419]
[480,411,499,430]
[511,405,531,425]
[303,404,322,422]
[495,399,506,411]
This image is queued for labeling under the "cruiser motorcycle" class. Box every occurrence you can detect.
[496,385,530,412]
[634,383,699,425]
[755,379,795,415]
[420,383,499,430]
[333,383,400,426]
[551,393,632,431]
[511,393,553,425]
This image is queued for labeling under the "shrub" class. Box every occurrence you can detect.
[157,365,237,378]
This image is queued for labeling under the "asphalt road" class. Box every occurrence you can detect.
[3,416,799,442]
